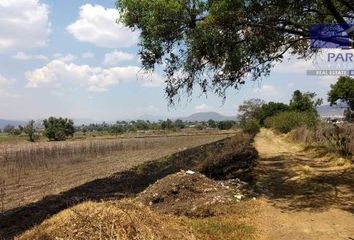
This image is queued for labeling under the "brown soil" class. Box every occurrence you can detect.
[137,170,245,217]
[254,129,354,240]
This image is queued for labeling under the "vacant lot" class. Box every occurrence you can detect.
[0,133,232,212]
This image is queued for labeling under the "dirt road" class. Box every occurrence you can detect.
[254,129,354,240]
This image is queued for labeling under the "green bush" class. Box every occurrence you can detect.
[240,118,261,135]
[43,117,75,141]
[264,111,317,134]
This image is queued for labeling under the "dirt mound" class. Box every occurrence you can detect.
[17,199,195,240]
[137,170,246,217]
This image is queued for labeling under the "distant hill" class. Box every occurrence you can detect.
[317,104,346,119]
[0,119,26,129]
[178,112,236,122]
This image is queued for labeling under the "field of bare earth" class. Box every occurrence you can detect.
[0,132,233,212]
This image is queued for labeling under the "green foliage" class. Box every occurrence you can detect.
[289,90,322,114]
[174,119,185,129]
[258,102,290,125]
[264,111,318,134]
[240,118,260,135]
[217,121,235,130]
[23,120,38,142]
[43,117,75,141]
[328,76,354,122]
[238,99,265,123]
[208,119,217,128]
[161,119,174,130]
[110,124,124,136]
[116,0,352,103]
[238,99,291,127]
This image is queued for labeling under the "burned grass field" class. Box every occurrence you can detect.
[0,133,233,213]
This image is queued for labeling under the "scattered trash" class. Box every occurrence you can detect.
[186,170,195,175]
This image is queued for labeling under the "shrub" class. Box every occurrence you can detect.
[43,117,75,141]
[264,111,317,134]
[217,121,235,130]
[240,118,260,135]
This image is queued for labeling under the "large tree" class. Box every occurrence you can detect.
[328,76,354,121]
[116,0,354,103]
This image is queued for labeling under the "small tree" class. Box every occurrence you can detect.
[110,124,124,136]
[258,102,290,125]
[289,90,322,114]
[43,117,75,141]
[207,119,217,128]
[328,76,354,122]
[161,119,174,130]
[240,118,261,135]
[217,121,234,130]
[238,99,265,123]
[23,120,37,142]
[174,119,185,129]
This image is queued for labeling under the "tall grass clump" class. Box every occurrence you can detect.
[290,123,354,157]
[264,111,317,134]
[240,118,260,135]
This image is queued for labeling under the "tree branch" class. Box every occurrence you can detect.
[324,0,350,26]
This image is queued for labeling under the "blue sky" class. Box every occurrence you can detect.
[0,0,349,121]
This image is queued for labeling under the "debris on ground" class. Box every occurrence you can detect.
[137,170,248,217]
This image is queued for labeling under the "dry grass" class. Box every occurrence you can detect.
[184,200,260,240]
[17,199,261,240]
[289,123,354,157]
[17,199,196,240]
[0,134,230,212]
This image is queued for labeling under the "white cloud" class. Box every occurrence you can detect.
[318,76,338,87]
[253,84,280,97]
[25,60,163,91]
[82,52,95,59]
[0,74,14,86]
[194,104,212,112]
[0,74,18,97]
[0,0,50,52]
[56,54,76,62]
[103,50,135,66]
[13,52,78,62]
[67,4,138,48]
[13,51,48,61]
[273,57,315,73]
